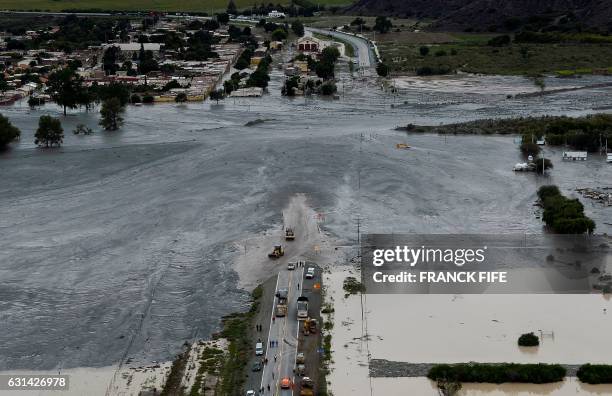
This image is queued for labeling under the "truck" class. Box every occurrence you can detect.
[303,318,317,335]
[300,377,314,396]
[297,296,309,319]
[275,289,288,317]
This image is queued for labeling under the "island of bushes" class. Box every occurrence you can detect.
[400,114,612,153]
[427,363,566,384]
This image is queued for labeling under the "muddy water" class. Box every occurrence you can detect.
[1,67,611,372]
[372,377,612,396]
[326,267,612,396]
[367,294,612,364]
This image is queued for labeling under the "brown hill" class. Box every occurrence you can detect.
[346,0,612,32]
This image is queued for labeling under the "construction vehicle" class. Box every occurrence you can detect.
[297,296,309,319]
[285,228,295,241]
[300,377,314,396]
[296,352,305,364]
[276,288,288,317]
[303,318,318,335]
[268,245,284,259]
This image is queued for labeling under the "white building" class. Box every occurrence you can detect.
[268,10,286,18]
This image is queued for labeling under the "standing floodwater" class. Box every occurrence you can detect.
[1,70,611,371]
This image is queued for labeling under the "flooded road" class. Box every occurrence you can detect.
[1,66,611,372]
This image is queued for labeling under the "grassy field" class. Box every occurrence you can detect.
[374,32,612,75]
[0,0,351,12]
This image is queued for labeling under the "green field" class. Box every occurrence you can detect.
[375,32,612,75]
[0,0,351,12]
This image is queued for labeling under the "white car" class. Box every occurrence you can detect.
[255,342,264,356]
[246,391,256,396]
[287,262,296,270]
[305,267,315,279]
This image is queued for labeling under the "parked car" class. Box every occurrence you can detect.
[305,267,315,279]
[252,361,262,372]
[255,342,264,356]
[280,377,291,389]
[246,391,256,396]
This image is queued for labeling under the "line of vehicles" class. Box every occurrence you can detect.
[251,226,321,395]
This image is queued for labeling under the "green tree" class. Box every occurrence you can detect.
[175,92,188,103]
[535,157,553,174]
[0,113,20,148]
[320,81,337,96]
[271,28,288,41]
[315,61,335,79]
[99,97,124,130]
[518,332,539,347]
[226,0,237,14]
[35,115,64,147]
[0,74,9,93]
[419,46,430,56]
[47,68,85,116]
[217,13,230,24]
[102,45,120,75]
[97,82,130,107]
[376,62,389,77]
[209,89,225,103]
[292,20,305,37]
[321,46,341,64]
[374,16,392,34]
[138,45,159,74]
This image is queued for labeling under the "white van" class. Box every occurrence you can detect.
[255,342,264,356]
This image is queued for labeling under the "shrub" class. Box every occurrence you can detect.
[488,35,511,47]
[538,185,595,234]
[518,332,539,347]
[142,95,155,104]
[577,364,612,384]
[428,363,566,384]
[320,81,337,96]
[419,46,429,56]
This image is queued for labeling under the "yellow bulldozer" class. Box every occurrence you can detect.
[268,245,284,259]
[303,318,318,335]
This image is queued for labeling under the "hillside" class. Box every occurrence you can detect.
[347,0,612,32]
[0,0,350,13]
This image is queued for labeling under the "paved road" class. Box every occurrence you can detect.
[259,265,304,395]
[305,27,375,69]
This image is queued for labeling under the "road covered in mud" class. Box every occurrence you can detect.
[1,65,611,373]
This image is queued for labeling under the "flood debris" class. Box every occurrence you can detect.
[577,188,612,205]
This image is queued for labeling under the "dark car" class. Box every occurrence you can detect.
[252,361,262,372]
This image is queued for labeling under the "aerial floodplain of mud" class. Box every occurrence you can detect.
[1,6,612,396]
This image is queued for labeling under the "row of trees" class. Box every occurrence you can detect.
[0,106,122,151]
[44,67,133,119]
[538,185,596,234]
